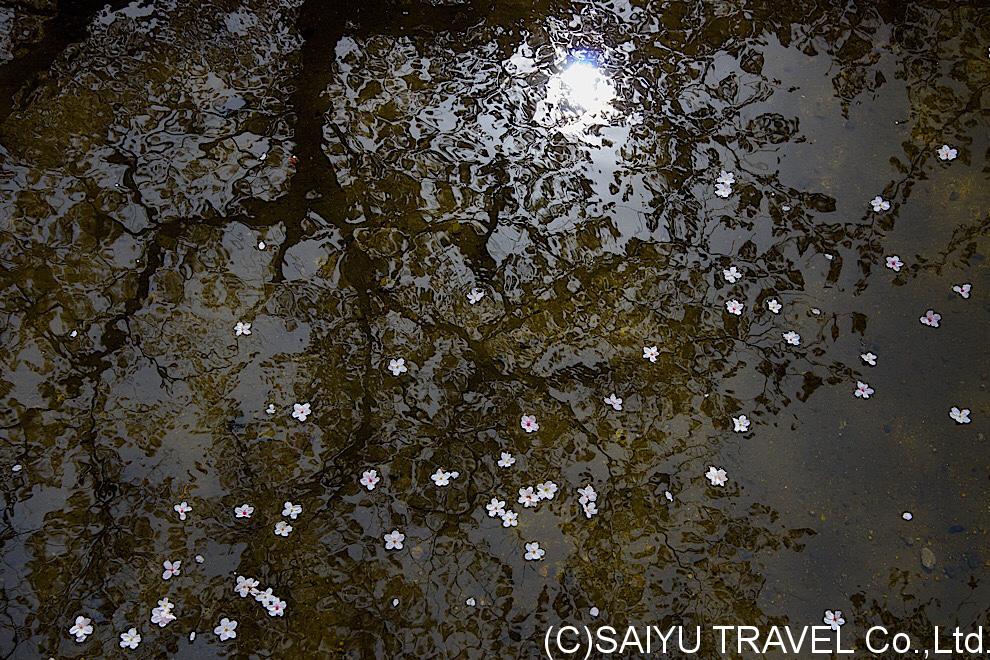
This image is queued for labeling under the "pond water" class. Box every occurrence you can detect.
[0,0,988,657]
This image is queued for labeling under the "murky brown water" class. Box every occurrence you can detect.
[1,0,988,657]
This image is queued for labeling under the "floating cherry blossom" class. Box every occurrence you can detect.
[119,627,141,649]
[870,196,890,212]
[214,618,237,642]
[767,299,782,314]
[265,403,275,415]
[173,501,191,521]
[518,486,539,507]
[234,504,254,518]
[151,598,175,627]
[725,299,743,315]
[919,310,941,327]
[885,255,903,272]
[500,510,518,527]
[384,529,405,550]
[486,498,506,517]
[274,521,293,537]
[282,501,302,519]
[524,542,545,561]
[162,559,181,580]
[292,402,311,421]
[603,393,622,411]
[823,610,845,631]
[520,415,539,433]
[431,468,459,486]
[467,288,485,304]
[949,407,971,424]
[715,170,735,198]
[952,283,971,299]
[861,352,877,366]
[722,266,742,283]
[360,469,380,491]
[236,576,259,597]
[783,331,801,346]
[466,597,476,607]
[643,345,659,362]
[578,485,598,518]
[732,415,750,432]
[234,321,252,336]
[69,616,93,643]
[267,599,286,617]
[387,358,408,376]
[937,144,957,161]
[536,481,558,500]
[497,452,516,468]
[854,381,874,399]
[902,511,913,521]
[705,466,727,487]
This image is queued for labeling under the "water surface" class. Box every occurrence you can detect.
[0,0,988,657]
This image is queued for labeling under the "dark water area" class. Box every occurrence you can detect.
[0,0,988,657]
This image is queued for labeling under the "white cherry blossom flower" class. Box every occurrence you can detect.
[119,627,141,649]
[524,542,545,561]
[162,559,181,580]
[235,576,259,598]
[234,321,252,336]
[854,381,874,399]
[937,144,958,161]
[387,358,407,376]
[360,469,380,491]
[767,299,782,314]
[466,597,476,607]
[577,485,597,502]
[717,170,735,185]
[174,501,191,521]
[902,512,913,521]
[705,466,727,487]
[732,415,750,432]
[497,452,516,468]
[234,504,254,519]
[536,482,558,500]
[266,599,286,617]
[467,288,485,304]
[949,407,971,424]
[518,487,539,508]
[69,616,93,643]
[292,402,311,421]
[265,403,275,415]
[151,607,175,628]
[861,352,877,366]
[725,299,744,315]
[603,393,623,411]
[885,255,903,272]
[384,529,405,550]
[783,331,801,346]
[722,266,742,283]
[274,521,293,537]
[195,554,204,564]
[870,196,890,212]
[282,502,302,519]
[254,588,275,607]
[582,500,598,518]
[486,498,506,517]
[431,468,458,486]
[520,415,539,433]
[714,182,732,198]
[643,345,659,362]
[952,283,971,299]
[214,618,237,642]
[500,510,518,527]
[920,310,941,327]
[823,610,845,631]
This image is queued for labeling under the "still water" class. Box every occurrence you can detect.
[0,0,988,657]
